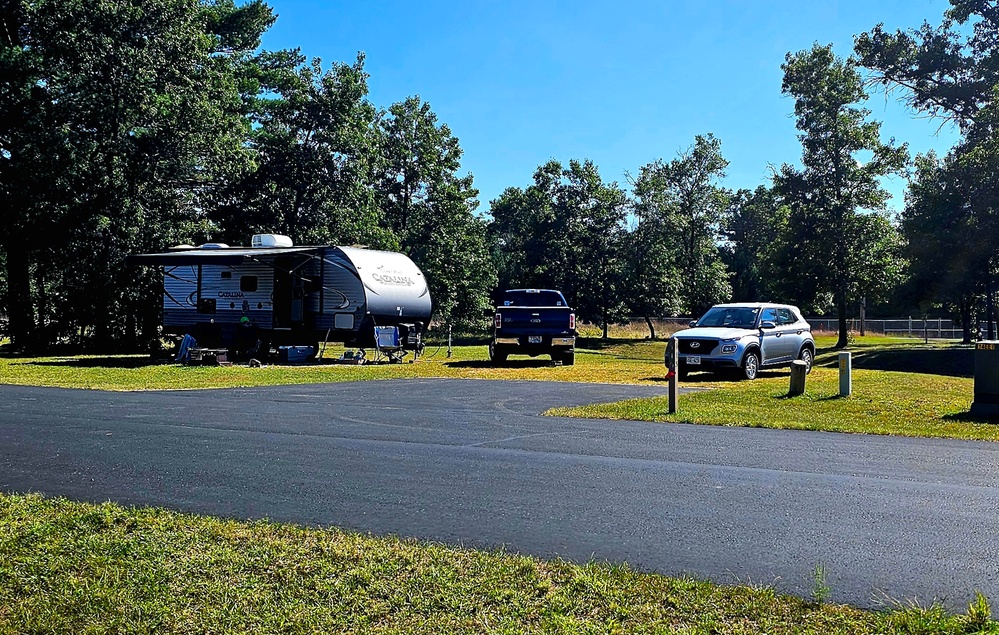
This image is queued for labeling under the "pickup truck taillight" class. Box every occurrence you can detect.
[569,313,575,330]
[495,312,502,329]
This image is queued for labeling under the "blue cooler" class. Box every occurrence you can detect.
[278,345,315,362]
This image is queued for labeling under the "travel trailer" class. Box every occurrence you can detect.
[128,235,431,357]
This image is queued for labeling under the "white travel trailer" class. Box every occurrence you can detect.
[128,235,431,356]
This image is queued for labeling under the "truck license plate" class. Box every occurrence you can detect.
[687,356,701,365]
[528,336,542,344]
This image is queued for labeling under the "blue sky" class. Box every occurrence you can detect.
[260,0,961,215]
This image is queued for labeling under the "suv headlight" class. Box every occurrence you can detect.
[720,337,740,354]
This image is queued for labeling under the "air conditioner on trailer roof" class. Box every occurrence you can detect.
[252,234,293,248]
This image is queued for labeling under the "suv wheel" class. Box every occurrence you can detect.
[742,350,760,380]
[798,348,813,374]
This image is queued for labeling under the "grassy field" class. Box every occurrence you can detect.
[0,339,670,391]
[2,334,998,631]
[1,493,994,635]
[548,336,999,442]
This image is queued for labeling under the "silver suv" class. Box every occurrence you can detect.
[667,303,815,380]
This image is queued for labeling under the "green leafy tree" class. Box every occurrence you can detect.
[624,200,683,340]
[721,186,788,303]
[212,52,392,249]
[855,0,999,129]
[902,151,986,342]
[774,43,909,348]
[1,0,272,350]
[629,134,731,334]
[489,159,629,336]
[375,96,495,329]
[856,1,999,332]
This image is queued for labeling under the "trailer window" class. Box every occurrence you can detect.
[220,271,232,279]
[240,276,258,292]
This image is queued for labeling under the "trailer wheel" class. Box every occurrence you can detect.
[489,341,508,364]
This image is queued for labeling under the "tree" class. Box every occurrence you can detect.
[375,96,495,329]
[774,43,909,348]
[212,52,392,249]
[856,2,999,333]
[902,151,988,342]
[855,0,999,130]
[628,134,731,338]
[0,0,273,350]
[489,159,629,337]
[624,201,683,340]
[721,186,788,303]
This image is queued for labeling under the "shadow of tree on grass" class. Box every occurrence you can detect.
[25,356,168,369]
[815,346,973,378]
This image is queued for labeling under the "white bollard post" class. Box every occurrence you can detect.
[839,351,852,397]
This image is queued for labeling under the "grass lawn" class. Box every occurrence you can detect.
[0,340,669,391]
[548,336,999,442]
[3,333,999,631]
[1,493,994,635]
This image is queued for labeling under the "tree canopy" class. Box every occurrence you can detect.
[774,43,908,347]
[3,0,998,351]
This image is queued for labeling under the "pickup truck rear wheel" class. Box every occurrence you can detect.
[557,351,575,366]
[489,341,508,364]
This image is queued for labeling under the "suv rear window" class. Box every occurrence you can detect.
[499,290,566,307]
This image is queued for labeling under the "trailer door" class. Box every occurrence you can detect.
[273,257,303,328]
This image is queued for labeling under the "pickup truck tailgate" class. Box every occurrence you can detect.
[497,307,573,333]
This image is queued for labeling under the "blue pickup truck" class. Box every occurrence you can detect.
[489,289,577,365]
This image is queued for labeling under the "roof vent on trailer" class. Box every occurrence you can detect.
[199,243,229,249]
[252,234,293,248]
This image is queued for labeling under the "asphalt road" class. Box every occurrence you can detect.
[2,379,998,609]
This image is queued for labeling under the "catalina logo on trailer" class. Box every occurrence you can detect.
[218,291,245,298]
[371,266,415,287]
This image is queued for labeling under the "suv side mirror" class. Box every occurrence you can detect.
[688,320,697,327]
[760,321,776,330]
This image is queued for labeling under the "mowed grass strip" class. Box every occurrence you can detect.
[0,342,668,391]
[547,366,999,442]
[1,493,994,635]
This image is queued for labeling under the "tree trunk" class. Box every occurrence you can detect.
[960,298,973,345]
[4,240,35,351]
[836,295,849,349]
[644,315,657,340]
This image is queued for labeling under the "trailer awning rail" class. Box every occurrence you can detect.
[126,247,323,267]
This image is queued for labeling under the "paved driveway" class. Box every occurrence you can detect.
[1,379,998,608]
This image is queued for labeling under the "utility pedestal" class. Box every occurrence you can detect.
[838,352,852,397]
[971,341,999,419]
[789,360,807,396]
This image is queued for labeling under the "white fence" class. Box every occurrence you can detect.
[803,317,974,339]
[642,316,976,340]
